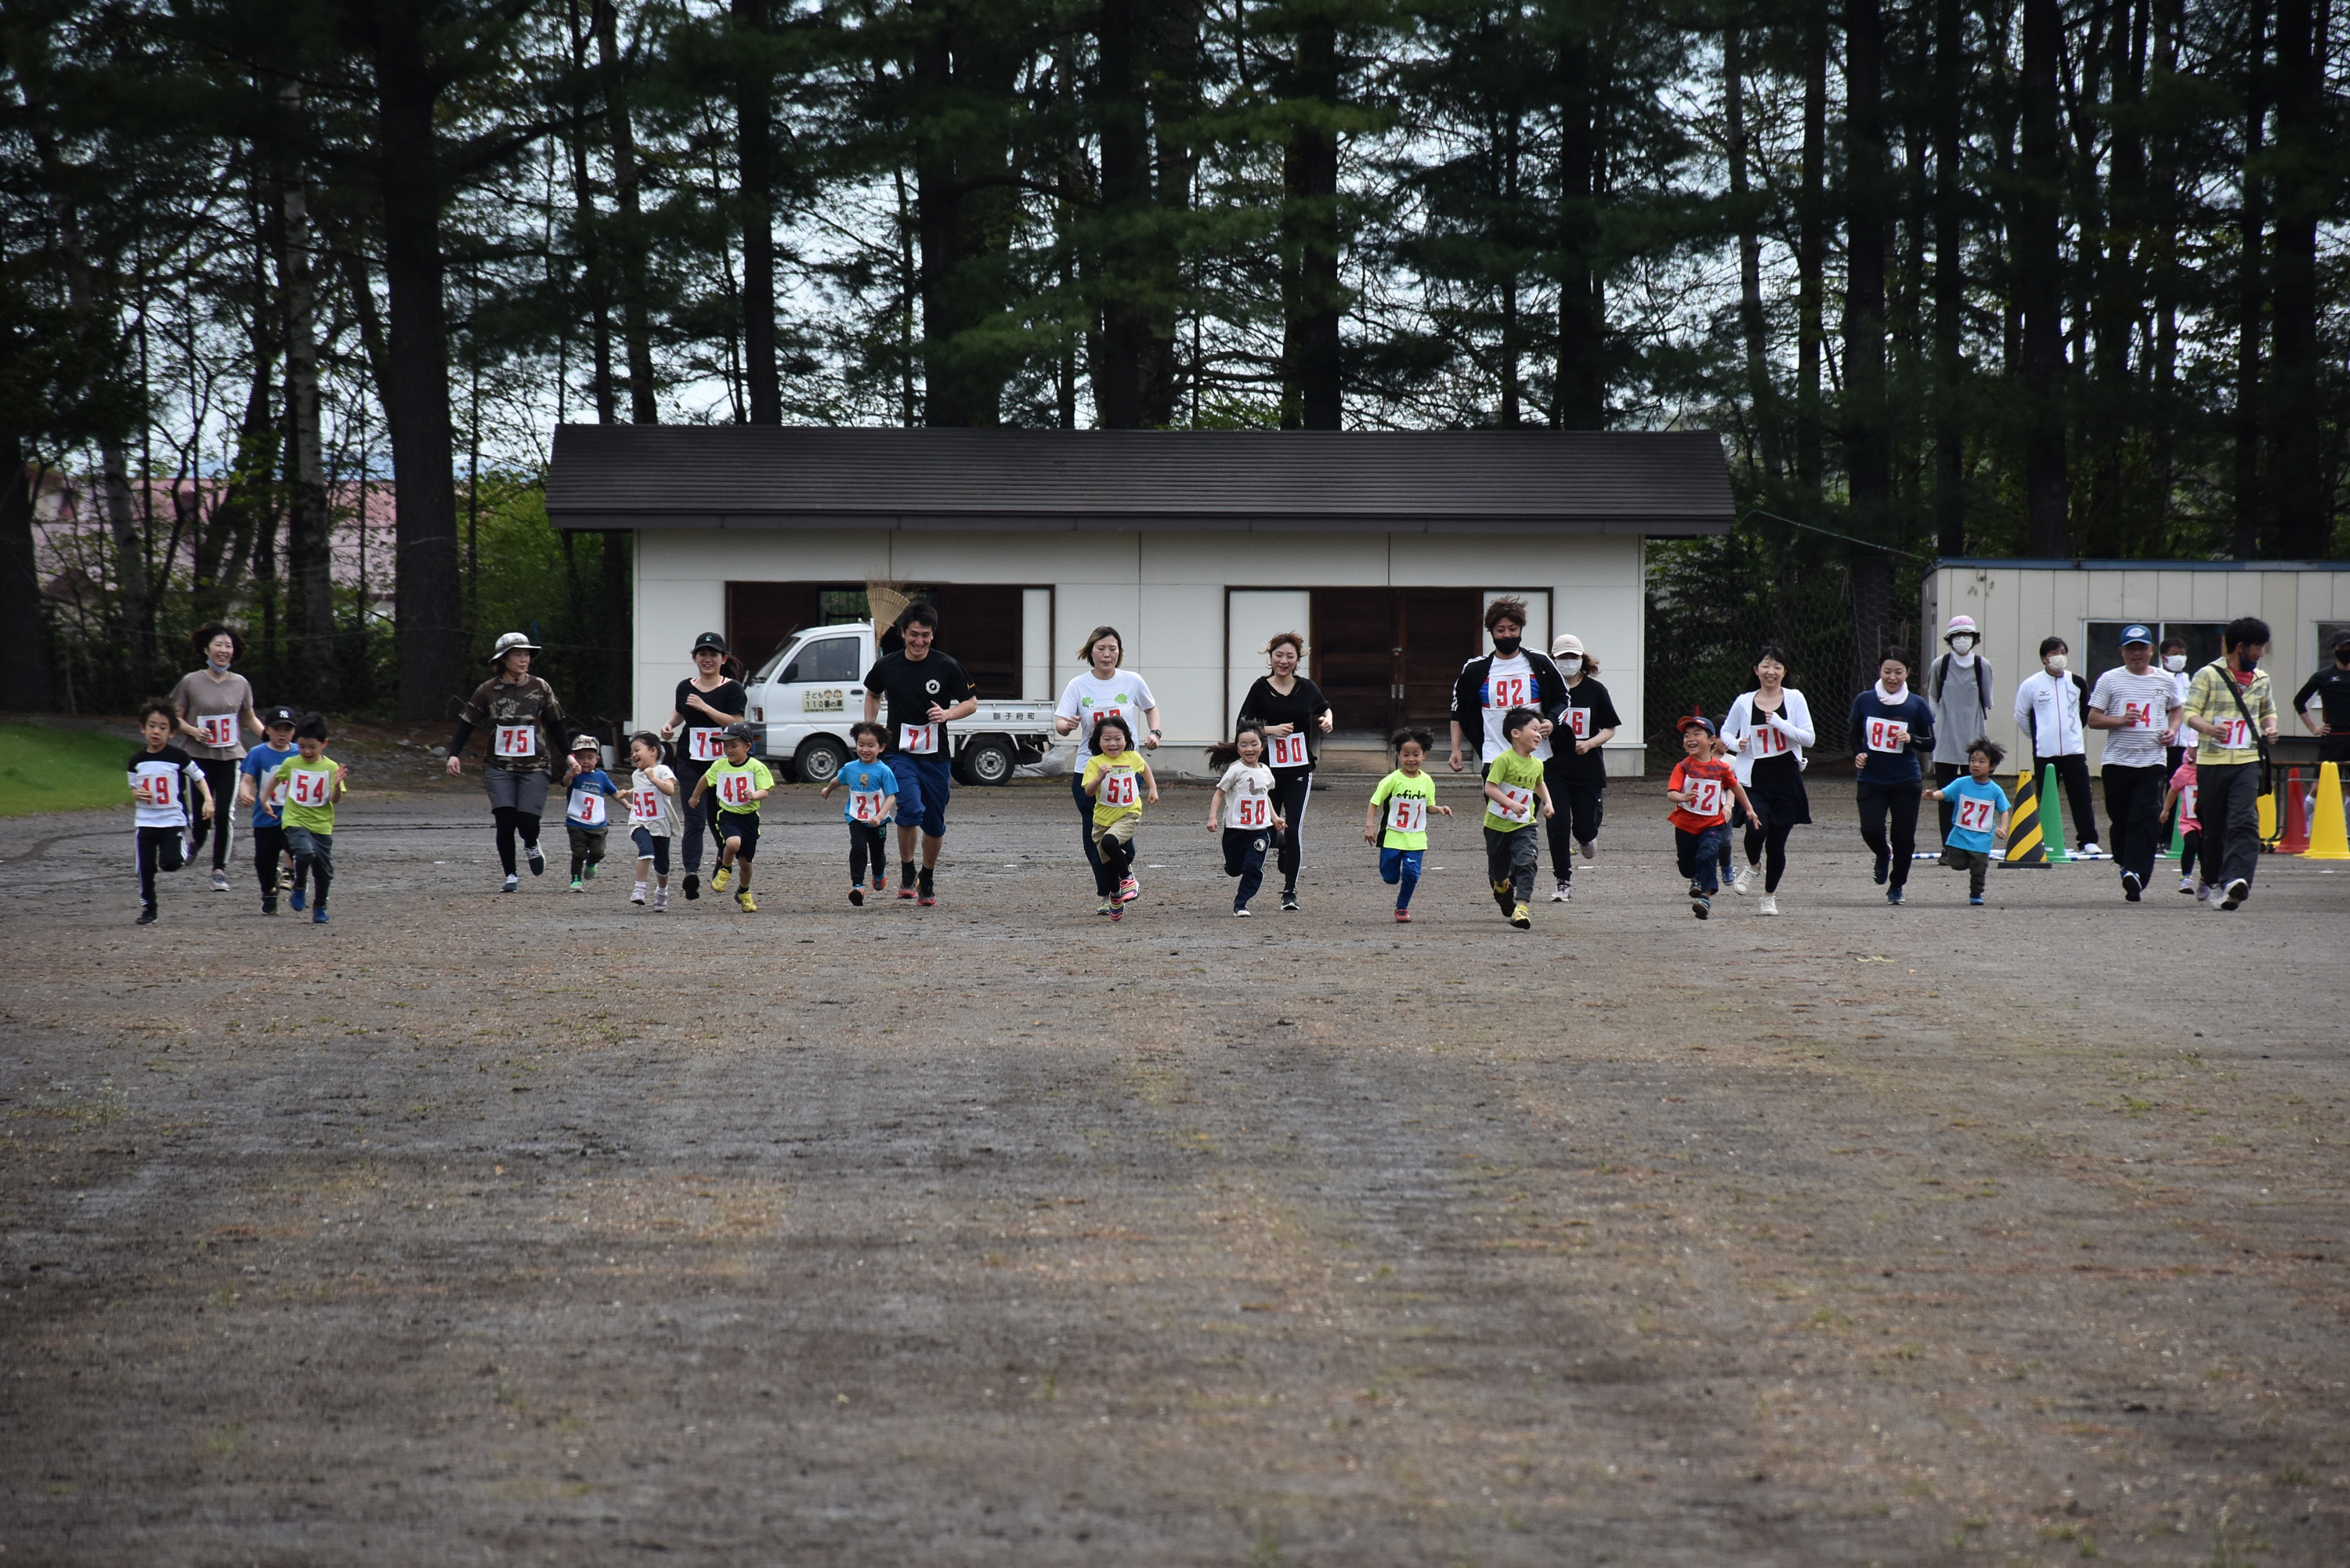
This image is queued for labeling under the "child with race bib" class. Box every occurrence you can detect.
[623,732,681,910]
[562,736,620,891]
[1922,737,2010,904]
[1083,715,1158,921]
[820,722,900,906]
[1481,707,1553,930]
[237,705,299,913]
[2163,754,2204,899]
[1365,728,1451,923]
[1207,723,1285,917]
[1666,714,1755,920]
[689,723,773,913]
[128,699,214,926]
[269,715,345,924]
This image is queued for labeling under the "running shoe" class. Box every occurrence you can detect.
[568,877,584,893]
[736,888,757,912]
[1098,898,1116,916]
[1691,894,1710,919]
[653,887,669,911]
[583,862,598,881]
[850,885,865,905]
[1235,905,1251,917]
[2122,871,2142,902]
[2195,881,2215,902]
[918,869,937,907]
[631,881,648,905]
[1969,894,1986,905]
[136,907,157,925]
[526,844,545,876]
[711,865,732,893]
[2219,877,2248,911]
[290,888,306,912]
[1731,864,1753,895]
[1757,894,1779,916]
[1109,903,1123,922]
[277,865,294,893]
[1579,839,1596,860]
[1886,885,1905,906]
[1119,876,1139,905]
[872,873,888,893]
[262,897,277,916]
[2080,841,2103,858]
[1550,879,1570,902]
[1394,908,1412,923]
[898,884,918,901]
[312,905,328,923]
[1872,851,1890,885]
[210,869,228,892]
[1509,902,1531,930]
[918,892,938,907]
[502,873,519,894]
[683,873,700,901]
[2177,875,2196,894]
[1282,891,1300,912]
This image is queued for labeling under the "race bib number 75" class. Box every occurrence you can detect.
[494,724,537,759]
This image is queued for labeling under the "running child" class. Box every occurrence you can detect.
[2162,754,2204,898]
[129,699,214,925]
[562,736,620,891]
[1083,715,1157,920]
[819,722,900,905]
[237,705,299,913]
[1922,738,2011,905]
[688,722,772,912]
[1481,707,1553,930]
[1365,728,1451,923]
[623,732,680,910]
[269,715,345,924]
[1665,714,1755,920]
[1207,722,1284,917]
[1712,726,1744,892]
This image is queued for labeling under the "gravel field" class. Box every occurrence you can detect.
[3,764,2346,1565]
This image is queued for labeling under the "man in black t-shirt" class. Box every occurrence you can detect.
[862,604,978,905]
[2294,630,2350,767]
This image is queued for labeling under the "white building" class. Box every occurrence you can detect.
[1923,558,2350,764]
[548,428,1733,775]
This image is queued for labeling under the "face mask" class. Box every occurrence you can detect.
[2044,654,2068,673]
[1491,637,1520,656]
[2236,652,2258,671]
[2164,654,2186,673]
[1948,635,1974,655]
[1560,658,1583,677]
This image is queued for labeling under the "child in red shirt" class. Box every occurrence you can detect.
[1666,714,1759,919]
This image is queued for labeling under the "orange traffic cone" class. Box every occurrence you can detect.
[2279,766,2310,854]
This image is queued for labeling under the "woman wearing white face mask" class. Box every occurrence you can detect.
[2012,635,2102,856]
[2161,637,2193,772]
[1539,633,1621,901]
[1926,615,1994,848]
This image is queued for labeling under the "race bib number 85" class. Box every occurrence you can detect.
[1866,717,1910,753]
[1386,797,1428,834]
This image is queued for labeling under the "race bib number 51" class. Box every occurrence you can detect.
[1267,732,1308,769]
[1386,797,1428,834]
[1866,717,1910,753]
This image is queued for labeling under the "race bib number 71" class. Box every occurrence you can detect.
[899,723,938,755]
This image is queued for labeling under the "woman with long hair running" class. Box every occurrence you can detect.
[1719,645,1816,916]
[659,631,747,902]
[1054,626,1162,899]
[1236,631,1332,911]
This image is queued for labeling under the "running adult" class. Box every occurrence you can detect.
[660,631,747,903]
[2014,635,2102,857]
[2182,616,2278,911]
[1540,632,1620,901]
[1925,614,1994,847]
[1448,598,1569,780]
[2160,634,2193,773]
[172,622,264,892]
[2292,630,2350,768]
[446,631,568,893]
[1849,648,1936,905]
[2086,624,2183,902]
[1236,630,1333,911]
[1719,645,1815,916]
[862,603,978,906]
[1054,626,1162,894]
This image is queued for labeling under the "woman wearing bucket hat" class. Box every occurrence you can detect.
[1926,615,1994,848]
[446,632,569,892]
[171,622,266,891]
[659,631,747,902]
[1539,632,1620,902]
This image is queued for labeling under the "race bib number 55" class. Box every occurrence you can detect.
[628,789,663,825]
[1865,717,1911,753]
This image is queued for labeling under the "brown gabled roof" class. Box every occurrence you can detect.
[546,426,1730,536]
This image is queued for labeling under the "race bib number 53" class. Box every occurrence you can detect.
[1100,771,1141,808]
[1866,717,1910,753]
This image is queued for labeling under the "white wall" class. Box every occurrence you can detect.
[634,528,1653,774]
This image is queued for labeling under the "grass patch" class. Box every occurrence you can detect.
[0,723,143,817]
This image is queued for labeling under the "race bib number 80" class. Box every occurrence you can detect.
[1267,732,1308,769]
[1865,717,1911,753]
[1386,797,1428,834]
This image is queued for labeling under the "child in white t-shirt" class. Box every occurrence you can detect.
[1207,723,1285,916]
[623,732,681,910]
[129,699,214,924]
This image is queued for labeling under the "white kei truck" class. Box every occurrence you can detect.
[744,621,1060,786]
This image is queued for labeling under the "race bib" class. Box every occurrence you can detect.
[1267,732,1308,769]
[899,722,938,755]
[197,713,236,747]
[1865,717,1911,753]
[1563,706,1590,739]
[287,768,330,808]
[1386,796,1428,834]
[628,788,663,825]
[1231,795,1271,829]
[2213,717,2251,750]
[716,770,755,807]
[1486,674,1532,710]
[1751,721,1787,757]
[133,770,177,807]
[2182,784,2198,818]
[1683,778,1723,818]
[1100,771,1141,809]
[1491,783,1534,824]
[1955,796,1995,833]
[2122,700,2159,730]
[494,724,537,759]
[568,789,607,827]
[689,728,726,762]
[848,789,886,823]
[262,775,287,813]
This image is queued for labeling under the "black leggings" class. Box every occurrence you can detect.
[1094,827,1135,896]
[1856,782,1922,889]
[252,823,287,897]
[848,822,888,885]
[1269,771,1311,891]
[1743,815,1796,892]
[136,825,186,909]
[493,807,544,876]
[186,758,239,869]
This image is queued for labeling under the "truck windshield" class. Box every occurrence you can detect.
[772,636,863,685]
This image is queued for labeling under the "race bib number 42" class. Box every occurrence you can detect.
[1866,717,1911,753]
[1267,732,1308,769]
[494,724,537,759]
[899,723,938,755]
[689,728,726,762]
[197,713,236,747]
[1956,796,1995,833]
[1683,778,1723,818]
[1386,797,1428,834]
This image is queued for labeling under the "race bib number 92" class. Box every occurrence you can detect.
[1486,674,1531,709]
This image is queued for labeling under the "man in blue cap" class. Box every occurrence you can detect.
[2087,624,2184,901]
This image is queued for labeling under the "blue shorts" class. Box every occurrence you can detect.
[891,753,953,837]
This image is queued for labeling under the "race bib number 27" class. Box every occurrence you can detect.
[1956,796,1995,833]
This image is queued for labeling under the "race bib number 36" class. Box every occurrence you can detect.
[1386,797,1428,834]
[197,713,236,747]
[287,769,330,808]
[689,728,726,762]
[1267,732,1308,769]
[494,724,537,759]
[899,723,938,755]
[1956,796,1995,833]
[1100,771,1141,809]
[1866,717,1911,753]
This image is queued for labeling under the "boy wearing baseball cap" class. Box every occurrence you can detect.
[1666,714,1756,919]
[237,706,301,912]
[2087,624,2182,901]
[561,735,621,891]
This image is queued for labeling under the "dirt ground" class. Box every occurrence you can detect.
[3,757,2347,1566]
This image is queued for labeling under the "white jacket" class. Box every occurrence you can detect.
[2013,668,2088,757]
[1719,688,1817,785]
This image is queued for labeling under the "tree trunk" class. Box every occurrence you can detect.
[733,0,779,424]
[369,0,466,719]
[1845,0,1892,678]
[1554,32,1602,429]
[2267,0,2325,557]
[595,0,657,423]
[1932,0,1966,555]
[280,94,335,708]
[0,439,51,712]
[2019,0,2071,555]
[2234,0,2267,559]
[1725,23,1770,474]
[1281,16,1341,429]
[1796,1,1827,490]
[1093,0,1146,427]
[566,0,617,423]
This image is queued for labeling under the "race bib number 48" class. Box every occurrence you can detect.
[1956,796,1996,833]
[1866,717,1911,753]
[717,771,755,807]
[197,713,236,747]
[494,724,537,759]
[1267,732,1308,769]
[899,722,938,755]
[1386,797,1428,834]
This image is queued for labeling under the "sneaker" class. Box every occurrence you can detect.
[711,865,732,893]
[2080,841,2103,858]
[2196,881,2215,903]
[1969,894,1986,905]
[2122,871,2142,902]
[850,885,865,906]
[2178,875,2196,894]
[1550,879,1570,902]
[210,869,228,892]
[1119,876,1139,905]
[1873,851,1890,886]
[871,873,888,893]
[290,888,306,912]
[736,888,757,912]
[683,873,700,901]
[1756,894,1779,916]
[1886,885,1905,906]
[312,905,328,923]
[1687,881,1705,901]
[1108,903,1123,922]
[526,844,544,876]
[631,881,648,905]
[1731,864,1753,895]
[1578,839,1596,861]
[2219,877,2248,911]
[583,862,597,882]
[1234,905,1251,917]
[1282,891,1300,912]
[1098,898,1117,916]
[262,896,277,916]
[898,883,918,901]
[1394,908,1412,923]
[568,877,584,892]
[277,865,295,893]
[653,887,668,912]
[918,870,937,908]
[1692,894,1710,919]
[1509,902,1531,930]
[136,907,157,925]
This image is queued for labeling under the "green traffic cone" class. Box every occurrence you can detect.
[2041,764,2069,861]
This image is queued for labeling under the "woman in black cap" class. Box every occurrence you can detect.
[660,632,747,901]
[446,631,568,892]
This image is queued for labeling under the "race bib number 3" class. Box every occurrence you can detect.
[1486,674,1532,709]
[1100,771,1141,809]
[1491,784,1534,823]
[717,771,755,807]
[1232,796,1271,829]
[1866,717,1911,753]
[287,769,330,808]
[494,724,537,759]
[1267,732,1308,769]
[689,728,726,762]
[899,723,938,755]
[628,789,663,825]
[1683,779,1723,818]
[849,789,886,822]
[1956,796,1995,833]
[568,790,607,827]
[1386,797,1428,834]
[197,714,236,747]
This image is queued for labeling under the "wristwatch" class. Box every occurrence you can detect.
[1148,728,1163,739]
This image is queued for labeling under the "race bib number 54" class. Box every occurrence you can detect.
[287,769,330,807]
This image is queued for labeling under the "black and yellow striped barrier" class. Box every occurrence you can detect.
[2002,764,2052,866]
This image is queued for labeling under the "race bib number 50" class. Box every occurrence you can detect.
[1267,732,1308,769]
[1386,797,1428,834]
[1231,795,1271,829]
[1865,717,1911,753]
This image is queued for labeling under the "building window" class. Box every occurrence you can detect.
[2083,620,2227,676]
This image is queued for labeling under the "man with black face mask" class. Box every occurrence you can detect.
[1449,598,1571,779]
[2182,615,2278,910]
[2293,630,2350,769]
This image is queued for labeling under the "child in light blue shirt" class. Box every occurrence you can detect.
[1924,738,2012,905]
[819,722,899,905]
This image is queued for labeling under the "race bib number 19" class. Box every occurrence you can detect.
[1267,732,1308,769]
[1866,717,1910,753]
[1386,797,1428,834]
[494,724,537,759]
[899,723,938,755]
